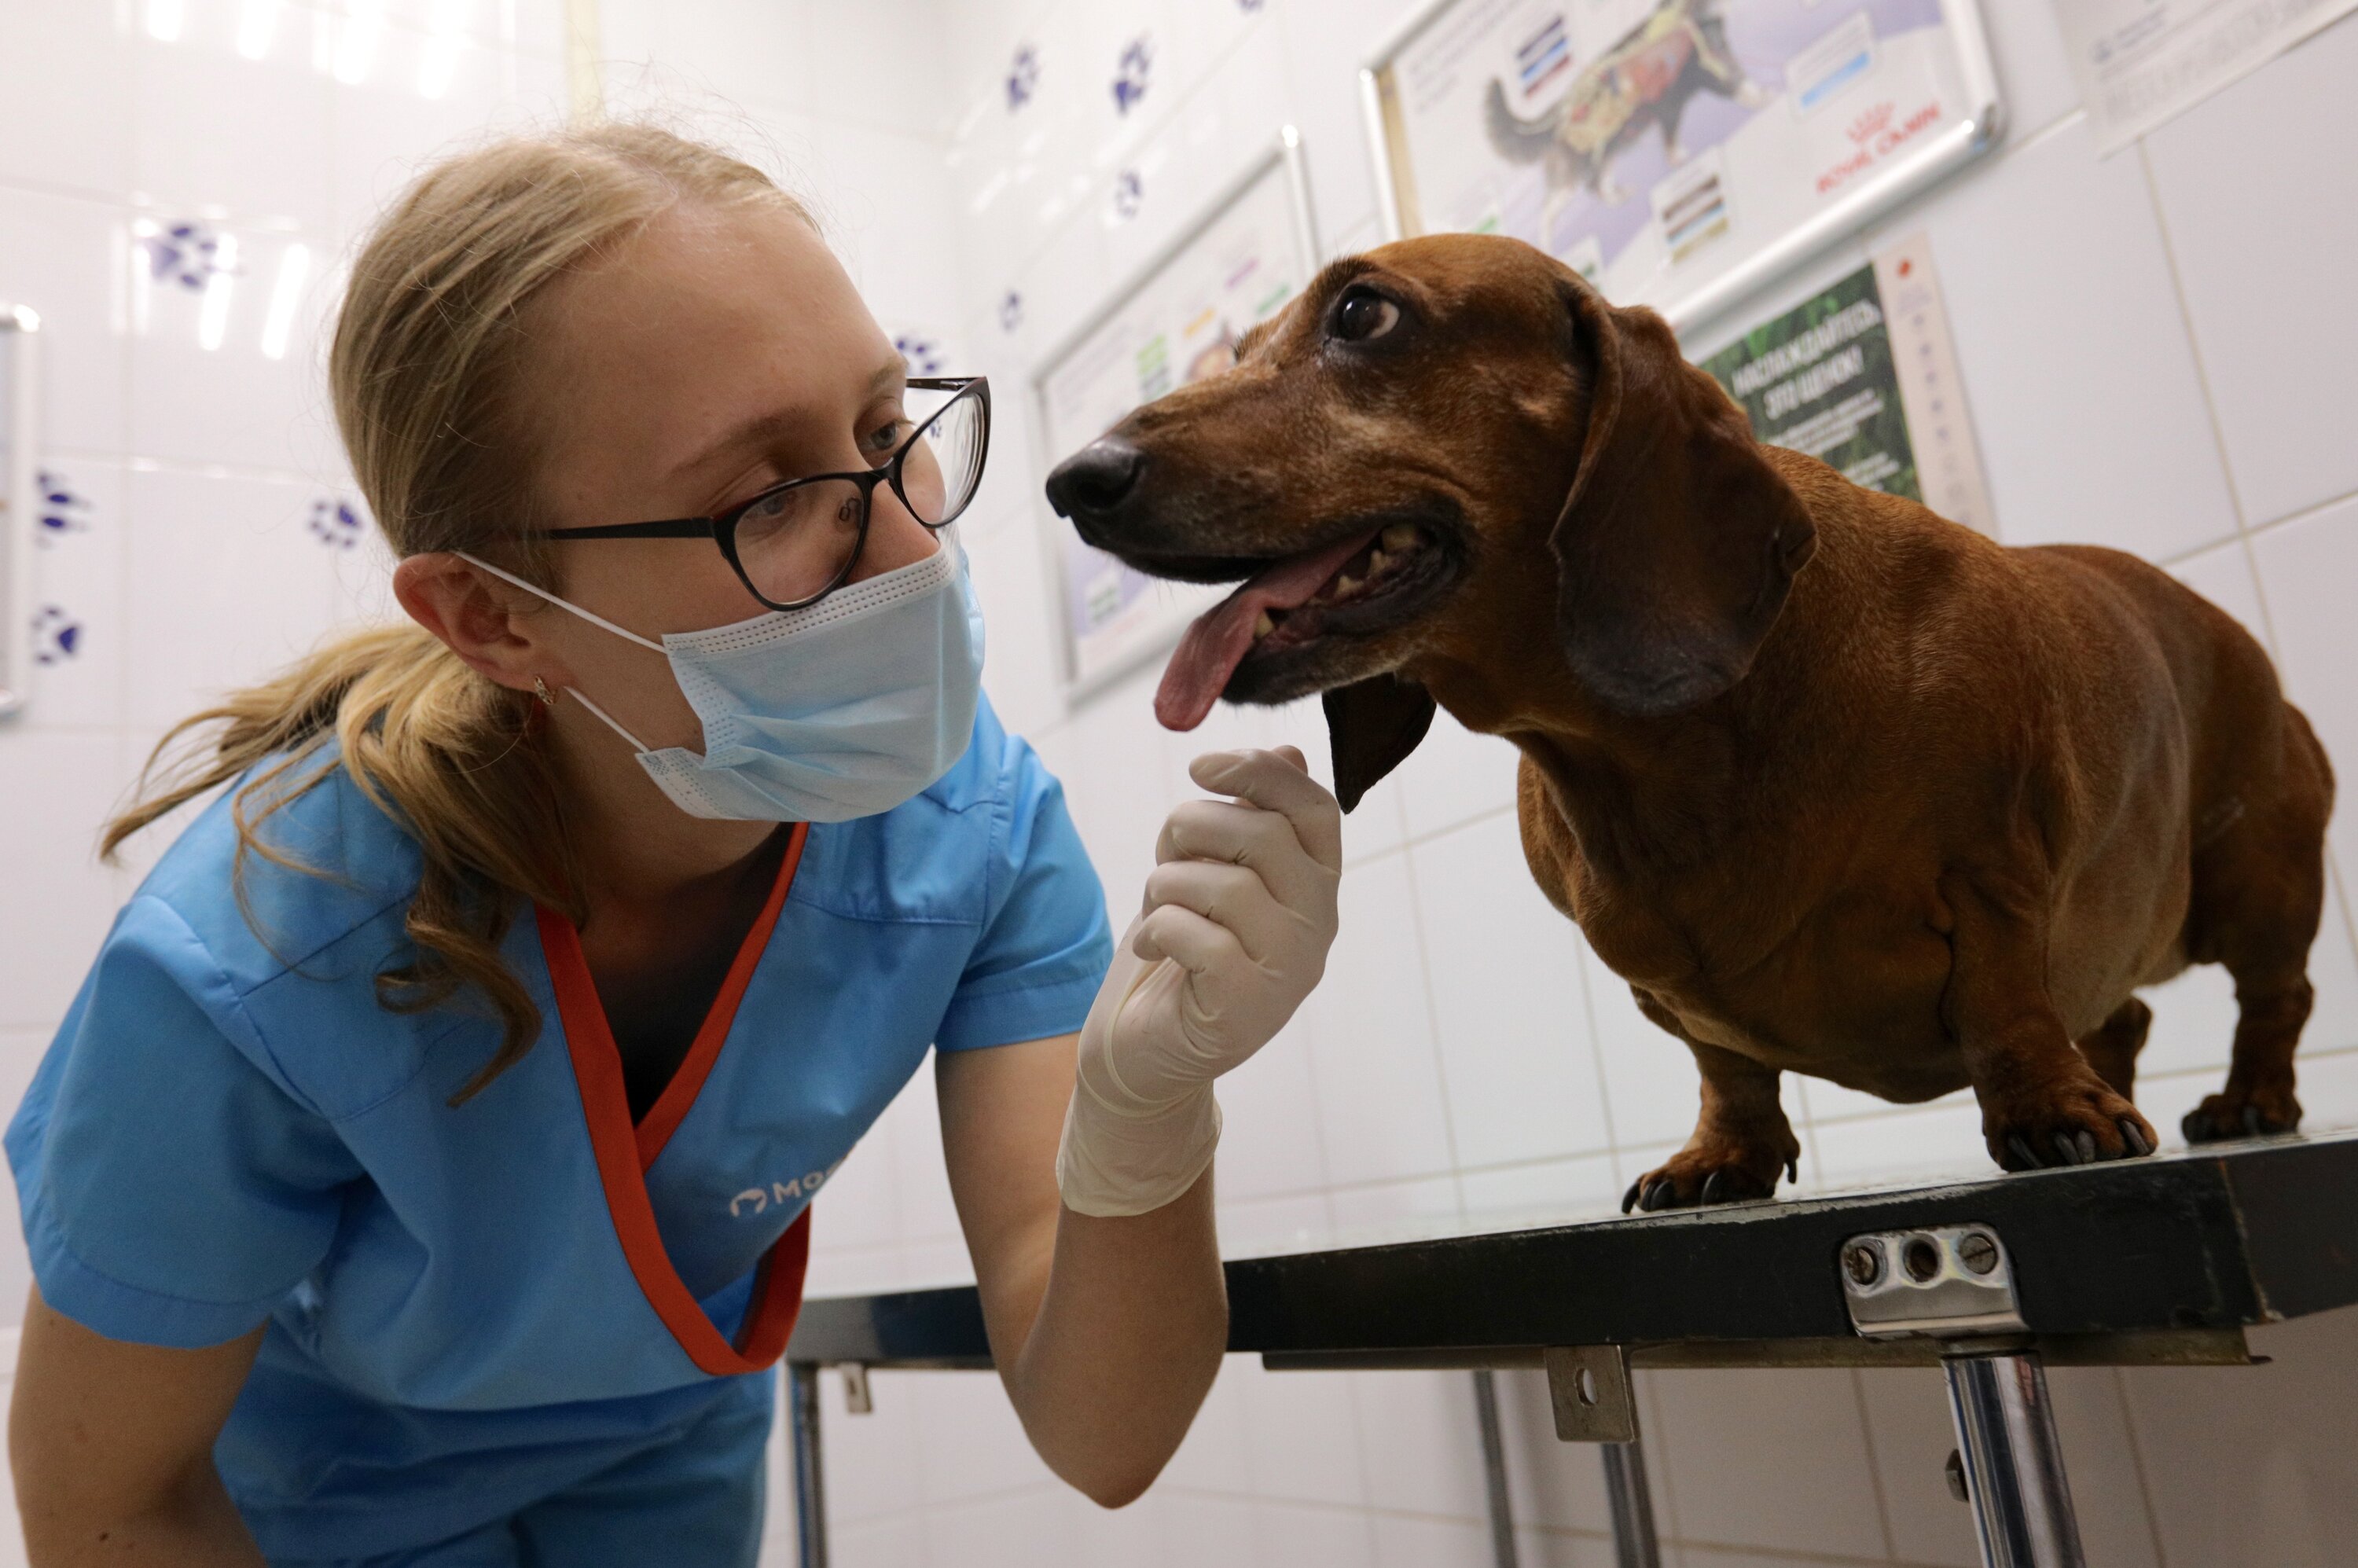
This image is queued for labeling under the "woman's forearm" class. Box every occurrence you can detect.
[21,1466,266,1567]
[1005,1168,1227,1507]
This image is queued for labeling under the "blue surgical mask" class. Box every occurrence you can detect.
[461,538,985,823]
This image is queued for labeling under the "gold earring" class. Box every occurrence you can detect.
[532,677,557,707]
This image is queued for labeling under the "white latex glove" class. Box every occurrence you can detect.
[1057,747,1345,1217]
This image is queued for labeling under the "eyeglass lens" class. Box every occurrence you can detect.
[894,384,986,527]
[729,384,986,608]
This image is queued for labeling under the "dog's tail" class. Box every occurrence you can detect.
[1484,77,1559,164]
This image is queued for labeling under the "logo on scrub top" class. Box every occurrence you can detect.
[730,1156,846,1217]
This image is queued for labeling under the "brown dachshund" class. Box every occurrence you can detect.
[1044,233,2335,1207]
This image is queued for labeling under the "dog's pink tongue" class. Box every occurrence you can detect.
[1154,531,1376,731]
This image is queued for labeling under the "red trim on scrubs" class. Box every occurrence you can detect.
[540,822,814,1377]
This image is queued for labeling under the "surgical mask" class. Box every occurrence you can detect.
[461,538,985,823]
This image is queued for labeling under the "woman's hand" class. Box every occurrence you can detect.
[1057,747,1343,1217]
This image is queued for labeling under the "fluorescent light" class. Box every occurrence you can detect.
[236,0,281,60]
[145,0,185,42]
[335,0,384,86]
[197,233,239,352]
[259,242,310,360]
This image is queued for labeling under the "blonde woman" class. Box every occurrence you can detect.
[6,125,1340,1566]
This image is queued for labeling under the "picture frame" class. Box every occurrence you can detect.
[1031,127,1321,703]
[1358,0,2003,332]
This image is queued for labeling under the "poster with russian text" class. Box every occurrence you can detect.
[1369,0,1997,325]
[1697,233,1993,534]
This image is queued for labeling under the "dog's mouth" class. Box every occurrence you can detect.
[1125,510,1459,731]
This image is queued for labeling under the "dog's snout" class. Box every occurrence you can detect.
[1045,437,1146,520]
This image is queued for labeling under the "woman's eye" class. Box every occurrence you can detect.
[864,417,909,456]
[1333,288,1401,343]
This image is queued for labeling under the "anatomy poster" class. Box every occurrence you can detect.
[1697,232,1993,534]
[1037,144,1318,695]
[1365,0,1999,326]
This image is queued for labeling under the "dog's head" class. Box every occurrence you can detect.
[1043,233,1815,810]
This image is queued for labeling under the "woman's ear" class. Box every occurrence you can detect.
[1550,282,1816,717]
[392,553,553,692]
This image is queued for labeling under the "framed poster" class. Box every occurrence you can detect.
[1696,231,1993,533]
[1034,129,1320,700]
[1359,0,2002,329]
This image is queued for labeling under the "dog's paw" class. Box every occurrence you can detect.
[1621,1143,1797,1214]
[1983,1076,2158,1170]
[2181,1085,2302,1144]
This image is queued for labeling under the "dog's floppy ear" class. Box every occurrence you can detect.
[1323,673,1435,813]
[1552,283,1816,716]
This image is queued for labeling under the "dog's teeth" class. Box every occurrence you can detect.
[1335,574,1363,599]
[1253,611,1276,640]
[1365,548,1390,576]
[1381,523,1420,553]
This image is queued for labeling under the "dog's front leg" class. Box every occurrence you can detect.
[1941,872,2160,1169]
[1623,1030,1802,1213]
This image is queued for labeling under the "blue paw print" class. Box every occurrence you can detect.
[145,221,227,292]
[1112,35,1153,116]
[33,605,82,666]
[893,333,946,376]
[37,471,91,542]
[1112,169,1144,221]
[1006,43,1039,111]
[309,498,364,549]
[998,291,1024,333]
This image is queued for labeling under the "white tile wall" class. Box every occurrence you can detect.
[7,2,2358,1566]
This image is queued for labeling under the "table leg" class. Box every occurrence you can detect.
[1941,1350,2085,1568]
[1470,1370,1522,1568]
[788,1361,828,1568]
[1600,1441,1662,1568]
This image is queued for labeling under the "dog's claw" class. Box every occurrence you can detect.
[1640,1178,1677,1213]
[2051,1131,2080,1166]
[2119,1118,2152,1158]
[2243,1104,2264,1137]
[2077,1130,2098,1165]
[1621,1179,1643,1215]
[2006,1134,2040,1171]
[1785,1156,1798,1184]
[1700,1170,1728,1206]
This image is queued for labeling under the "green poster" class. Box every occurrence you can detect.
[1699,264,1919,502]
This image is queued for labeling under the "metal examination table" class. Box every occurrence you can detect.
[780,1131,2358,1568]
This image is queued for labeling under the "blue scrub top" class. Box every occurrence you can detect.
[6,692,1112,1559]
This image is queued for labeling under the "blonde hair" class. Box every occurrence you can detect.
[105,123,813,1099]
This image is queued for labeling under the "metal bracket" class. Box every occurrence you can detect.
[840,1363,872,1415]
[1842,1224,2026,1339]
[1544,1344,1640,1443]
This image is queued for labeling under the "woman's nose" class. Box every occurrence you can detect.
[847,479,938,582]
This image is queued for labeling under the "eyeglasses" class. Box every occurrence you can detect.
[540,376,991,611]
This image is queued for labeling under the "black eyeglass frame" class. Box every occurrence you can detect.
[538,376,990,612]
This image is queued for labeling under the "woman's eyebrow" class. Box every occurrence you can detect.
[666,354,913,483]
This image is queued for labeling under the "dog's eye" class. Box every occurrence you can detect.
[1332,288,1401,343]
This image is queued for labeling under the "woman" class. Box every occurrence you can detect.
[5,124,1340,1566]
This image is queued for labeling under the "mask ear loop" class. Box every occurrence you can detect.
[454,553,667,751]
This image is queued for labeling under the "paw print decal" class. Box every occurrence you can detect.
[892,333,946,376]
[998,290,1024,333]
[32,605,82,666]
[1112,35,1153,116]
[1111,168,1144,221]
[1006,43,1039,111]
[37,471,92,542]
[145,221,229,292]
[308,498,364,549]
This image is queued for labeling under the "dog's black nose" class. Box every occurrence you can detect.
[1045,438,1145,520]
